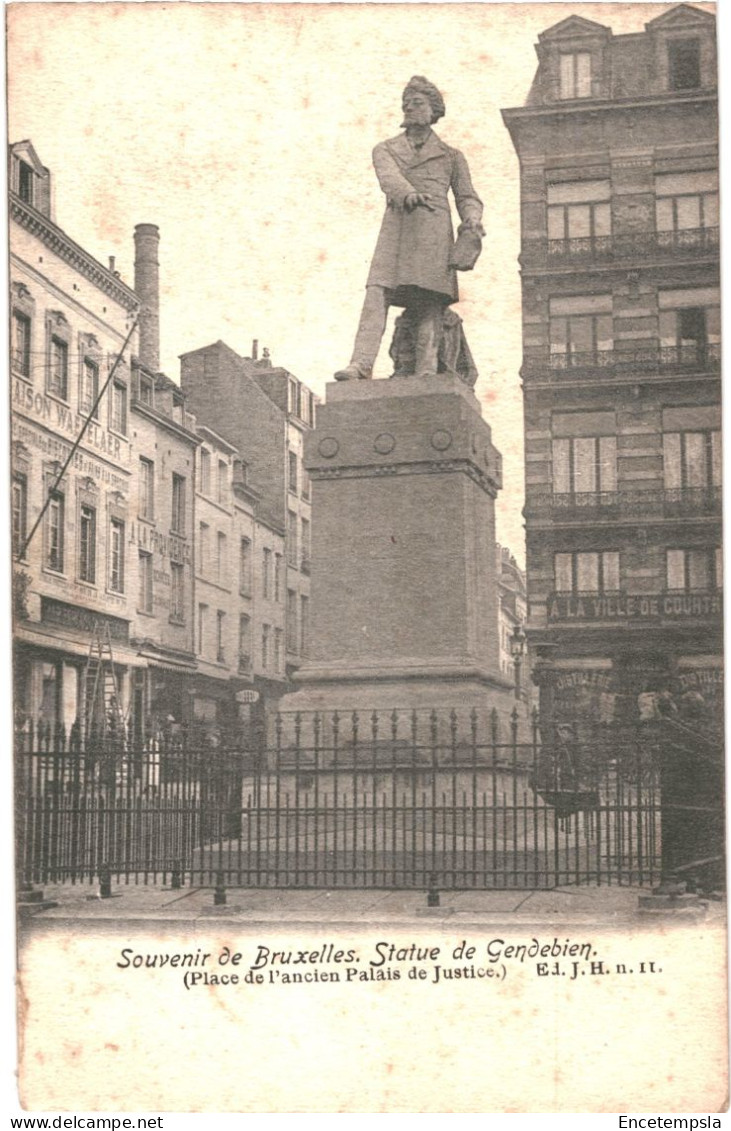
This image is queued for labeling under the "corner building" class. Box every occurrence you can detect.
[10,140,142,731]
[502,5,721,728]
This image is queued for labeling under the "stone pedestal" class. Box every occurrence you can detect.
[280,373,517,735]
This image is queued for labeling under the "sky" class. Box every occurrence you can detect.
[6,1,718,565]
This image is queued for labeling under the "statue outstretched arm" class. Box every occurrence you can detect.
[372,142,416,208]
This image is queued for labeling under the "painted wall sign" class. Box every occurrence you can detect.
[128,522,191,565]
[12,417,129,492]
[13,378,130,464]
[548,592,722,622]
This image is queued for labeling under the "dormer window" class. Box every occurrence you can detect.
[560,52,591,99]
[137,372,154,406]
[18,161,34,205]
[668,38,701,91]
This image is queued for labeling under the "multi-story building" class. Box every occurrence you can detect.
[251,363,315,676]
[179,341,318,691]
[10,140,142,732]
[128,360,199,740]
[496,545,528,687]
[502,4,721,730]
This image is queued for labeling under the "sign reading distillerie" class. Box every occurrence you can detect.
[548,592,722,622]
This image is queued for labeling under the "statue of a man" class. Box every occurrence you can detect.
[334,76,484,382]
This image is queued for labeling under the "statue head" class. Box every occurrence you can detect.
[401,76,445,125]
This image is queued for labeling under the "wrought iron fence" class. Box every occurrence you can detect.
[15,710,664,892]
[521,226,719,266]
[522,342,720,381]
[525,486,722,521]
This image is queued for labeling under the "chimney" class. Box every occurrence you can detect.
[108,255,115,273]
[252,339,258,361]
[134,223,160,371]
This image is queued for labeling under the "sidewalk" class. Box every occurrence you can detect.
[18,880,723,930]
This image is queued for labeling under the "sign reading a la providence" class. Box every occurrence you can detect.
[548,592,723,623]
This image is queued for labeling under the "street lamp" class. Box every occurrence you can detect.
[510,624,527,701]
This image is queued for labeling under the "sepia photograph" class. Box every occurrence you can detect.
[6,0,727,1115]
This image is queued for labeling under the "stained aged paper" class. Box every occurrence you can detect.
[7,1,727,1115]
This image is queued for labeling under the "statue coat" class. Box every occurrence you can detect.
[366,130,483,305]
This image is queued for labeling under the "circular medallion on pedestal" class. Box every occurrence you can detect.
[318,437,339,458]
[374,432,396,455]
[430,429,453,452]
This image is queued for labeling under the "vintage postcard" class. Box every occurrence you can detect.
[7,0,727,1115]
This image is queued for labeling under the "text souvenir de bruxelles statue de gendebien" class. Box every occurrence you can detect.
[334,75,485,385]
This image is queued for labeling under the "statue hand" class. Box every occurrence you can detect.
[404,192,436,212]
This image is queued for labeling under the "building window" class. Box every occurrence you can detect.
[171,474,186,534]
[300,594,309,656]
[554,551,620,594]
[274,552,282,602]
[238,614,251,671]
[239,536,252,595]
[659,305,719,364]
[664,429,721,492]
[216,531,227,585]
[262,547,272,598]
[550,312,613,364]
[78,505,96,583]
[288,450,298,494]
[12,310,31,378]
[18,160,34,204]
[552,436,617,496]
[137,372,154,406]
[198,522,209,575]
[302,468,311,501]
[79,358,99,419]
[139,458,155,520]
[138,551,153,613]
[111,380,127,434]
[45,491,65,572]
[287,510,298,566]
[288,378,300,416]
[547,181,610,245]
[666,549,720,592]
[199,449,211,494]
[559,52,591,99]
[218,460,228,505]
[198,603,208,655]
[12,475,27,558]
[109,518,125,593]
[274,628,283,674]
[170,562,185,622]
[287,589,298,653]
[48,336,68,399]
[655,172,718,236]
[668,38,701,92]
[301,517,310,568]
[262,623,270,669]
[216,611,226,663]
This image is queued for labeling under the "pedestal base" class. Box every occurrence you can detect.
[280,373,519,740]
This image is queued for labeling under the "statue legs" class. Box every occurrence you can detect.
[334,287,445,381]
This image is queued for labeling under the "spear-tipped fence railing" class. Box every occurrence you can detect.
[14,708,669,891]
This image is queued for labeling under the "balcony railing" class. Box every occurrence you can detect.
[547,589,722,624]
[521,226,719,267]
[522,342,720,382]
[526,486,721,521]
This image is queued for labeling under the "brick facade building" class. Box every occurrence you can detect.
[502,4,721,730]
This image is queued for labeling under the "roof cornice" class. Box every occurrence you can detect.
[10,192,139,312]
[502,88,717,128]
